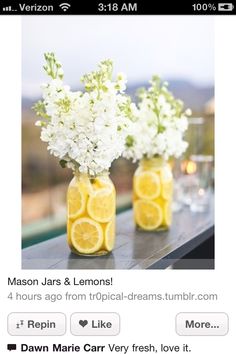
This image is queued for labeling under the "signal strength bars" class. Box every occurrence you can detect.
[2,6,17,12]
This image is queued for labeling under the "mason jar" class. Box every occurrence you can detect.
[67,172,116,256]
[133,157,173,231]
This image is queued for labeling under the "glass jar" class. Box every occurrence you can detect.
[133,157,173,231]
[67,172,116,256]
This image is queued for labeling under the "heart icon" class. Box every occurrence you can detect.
[79,320,88,328]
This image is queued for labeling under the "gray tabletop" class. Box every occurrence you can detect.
[22,195,214,270]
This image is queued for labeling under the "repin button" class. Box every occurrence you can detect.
[8,313,66,336]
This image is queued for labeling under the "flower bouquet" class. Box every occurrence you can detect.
[123,76,191,231]
[34,53,136,255]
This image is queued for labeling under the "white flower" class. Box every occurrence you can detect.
[116,72,127,92]
[175,116,188,132]
[34,55,136,176]
[185,108,192,116]
[123,76,190,161]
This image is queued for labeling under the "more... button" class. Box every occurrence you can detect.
[71,312,120,336]
[8,312,66,336]
[176,312,229,336]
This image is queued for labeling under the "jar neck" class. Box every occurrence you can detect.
[140,157,166,169]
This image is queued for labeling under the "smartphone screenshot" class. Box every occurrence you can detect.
[0,1,235,353]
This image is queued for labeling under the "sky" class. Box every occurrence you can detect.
[22,16,214,98]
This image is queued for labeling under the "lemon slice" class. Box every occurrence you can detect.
[67,185,86,219]
[104,218,116,252]
[87,189,115,223]
[160,165,172,182]
[153,197,164,208]
[71,217,103,254]
[79,174,94,195]
[134,171,161,200]
[67,219,73,248]
[134,200,163,230]
[163,202,172,227]
[162,180,173,200]
[93,176,113,191]
[159,165,173,200]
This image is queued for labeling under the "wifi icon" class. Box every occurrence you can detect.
[59,3,71,12]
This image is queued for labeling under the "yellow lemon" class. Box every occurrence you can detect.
[159,165,173,200]
[150,198,172,228]
[160,165,172,182]
[71,217,103,254]
[134,200,163,230]
[162,180,173,200]
[163,201,172,227]
[134,171,161,200]
[67,219,73,248]
[93,176,113,191]
[153,197,165,208]
[104,218,116,252]
[87,188,115,223]
[67,185,86,219]
[79,174,94,195]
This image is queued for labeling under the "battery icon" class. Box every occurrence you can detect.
[218,3,234,11]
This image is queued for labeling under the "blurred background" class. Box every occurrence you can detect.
[22,16,214,247]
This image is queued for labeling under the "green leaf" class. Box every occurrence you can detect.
[59,159,67,168]
[126,135,134,147]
